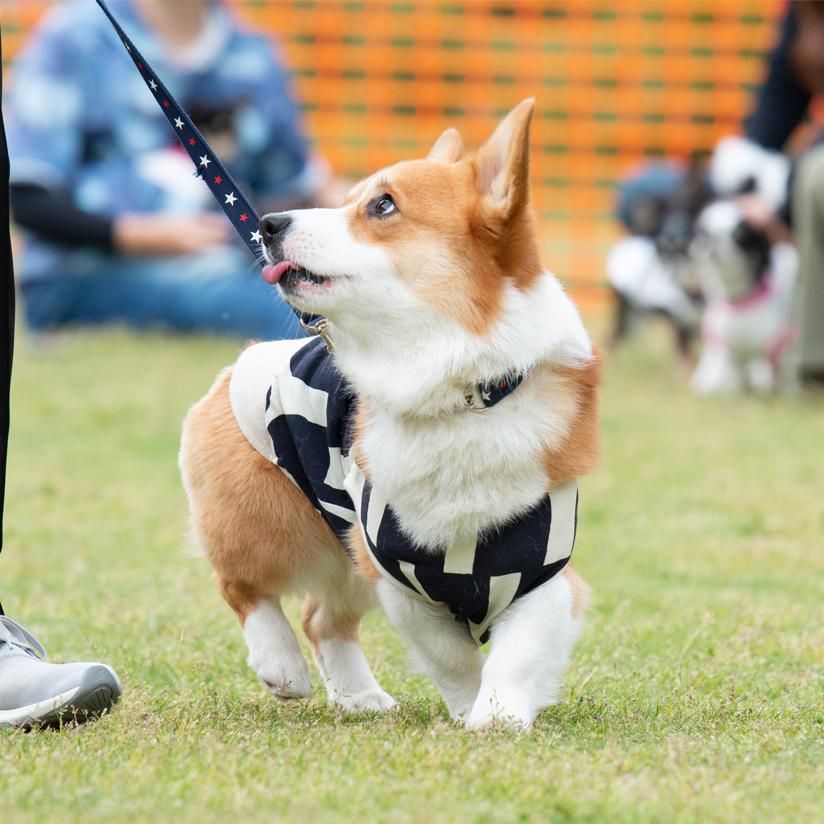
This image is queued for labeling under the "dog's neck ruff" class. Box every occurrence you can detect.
[302,318,527,411]
[230,336,578,644]
[325,271,593,420]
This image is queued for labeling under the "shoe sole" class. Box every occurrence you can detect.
[0,665,122,730]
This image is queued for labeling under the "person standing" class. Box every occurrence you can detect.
[735,0,824,385]
[0,27,122,729]
[679,2,824,386]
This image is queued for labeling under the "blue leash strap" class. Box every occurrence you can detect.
[94,0,263,258]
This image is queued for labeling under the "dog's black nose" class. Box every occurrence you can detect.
[260,213,292,245]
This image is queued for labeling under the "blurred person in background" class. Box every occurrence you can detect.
[721,0,824,386]
[609,0,824,389]
[6,0,342,339]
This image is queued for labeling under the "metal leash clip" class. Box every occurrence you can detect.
[462,385,488,412]
[300,317,335,353]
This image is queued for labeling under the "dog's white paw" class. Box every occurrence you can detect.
[440,686,481,723]
[253,655,313,700]
[244,603,313,700]
[464,692,535,731]
[446,705,474,724]
[330,687,397,714]
[464,707,532,732]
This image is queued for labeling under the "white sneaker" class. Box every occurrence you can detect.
[0,616,122,729]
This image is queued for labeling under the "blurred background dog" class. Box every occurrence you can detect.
[690,198,797,394]
[608,135,800,393]
[607,156,710,371]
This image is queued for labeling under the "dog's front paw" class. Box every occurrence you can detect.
[251,653,313,700]
[464,707,532,731]
[329,687,397,714]
[464,692,535,731]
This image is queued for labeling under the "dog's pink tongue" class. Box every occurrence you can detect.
[262,261,292,284]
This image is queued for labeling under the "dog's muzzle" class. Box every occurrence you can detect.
[260,213,292,250]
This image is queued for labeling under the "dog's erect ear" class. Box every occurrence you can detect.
[428,127,465,163]
[474,98,535,218]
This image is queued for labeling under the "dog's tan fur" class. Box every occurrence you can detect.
[542,353,603,487]
[347,525,382,585]
[345,102,542,335]
[180,369,367,651]
[563,564,591,620]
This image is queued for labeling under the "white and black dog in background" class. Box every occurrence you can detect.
[690,137,797,394]
[690,199,797,394]
[607,137,797,393]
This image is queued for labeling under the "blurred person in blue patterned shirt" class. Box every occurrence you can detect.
[5,0,342,338]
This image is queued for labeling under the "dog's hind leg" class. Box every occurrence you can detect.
[301,569,396,714]
[218,581,313,700]
[180,367,327,702]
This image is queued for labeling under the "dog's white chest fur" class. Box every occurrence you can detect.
[360,378,576,549]
[335,273,591,549]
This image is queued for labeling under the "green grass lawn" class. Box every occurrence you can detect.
[1,321,822,823]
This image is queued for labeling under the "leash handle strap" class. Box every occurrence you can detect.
[94,0,264,259]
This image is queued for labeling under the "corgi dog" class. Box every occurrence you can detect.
[179,100,601,730]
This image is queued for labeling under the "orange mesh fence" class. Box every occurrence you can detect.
[1,0,786,307]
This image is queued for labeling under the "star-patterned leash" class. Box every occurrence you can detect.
[94,0,319,328]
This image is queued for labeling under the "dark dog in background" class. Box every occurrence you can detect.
[607,157,711,368]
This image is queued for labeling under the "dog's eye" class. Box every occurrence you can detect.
[368,194,397,219]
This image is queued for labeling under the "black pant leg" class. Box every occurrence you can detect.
[1,31,16,615]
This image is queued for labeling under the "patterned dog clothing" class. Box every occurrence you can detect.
[230,337,579,644]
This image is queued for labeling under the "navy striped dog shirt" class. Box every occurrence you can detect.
[232,336,579,644]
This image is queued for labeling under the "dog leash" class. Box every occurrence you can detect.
[94,1,532,399]
[94,0,325,333]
